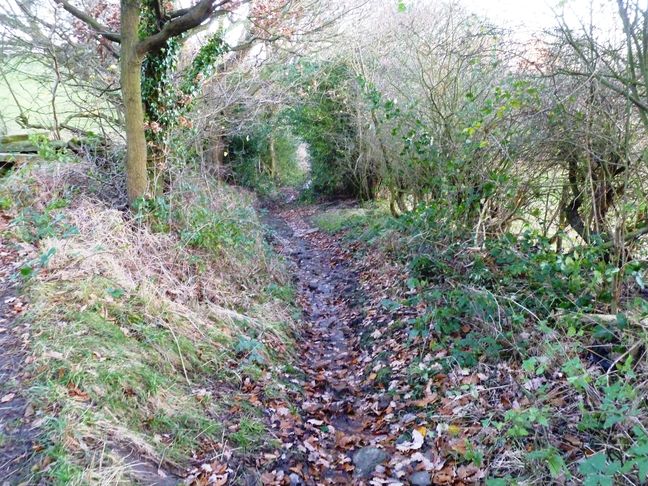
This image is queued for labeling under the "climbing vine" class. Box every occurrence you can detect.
[137,1,229,181]
[181,35,228,97]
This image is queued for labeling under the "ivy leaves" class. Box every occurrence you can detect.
[182,34,228,96]
[139,6,227,146]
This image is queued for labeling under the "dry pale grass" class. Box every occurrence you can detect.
[4,159,296,484]
[30,162,294,334]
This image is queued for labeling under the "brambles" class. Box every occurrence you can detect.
[311,196,648,483]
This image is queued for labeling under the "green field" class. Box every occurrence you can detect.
[0,58,117,138]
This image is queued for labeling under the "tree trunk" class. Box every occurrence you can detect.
[269,133,277,178]
[205,132,225,177]
[121,0,148,203]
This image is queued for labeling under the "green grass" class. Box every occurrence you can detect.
[315,195,648,484]
[0,58,115,136]
[312,202,397,247]
[26,278,226,474]
[21,253,291,484]
[265,282,295,302]
[313,203,388,233]
[230,417,266,449]
[0,159,298,484]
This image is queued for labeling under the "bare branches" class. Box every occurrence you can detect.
[136,0,234,55]
[556,1,648,131]
[53,0,121,43]
[51,0,239,56]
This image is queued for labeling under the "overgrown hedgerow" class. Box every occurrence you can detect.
[313,203,648,485]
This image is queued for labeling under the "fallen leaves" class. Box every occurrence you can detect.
[396,429,425,452]
[0,233,45,476]
[24,402,35,418]
[409,385,438,408]
[186,460,231,486]
[186,204,599,484]
[245,206,491,484]
[433,465,456,484]
[67,383,90,401]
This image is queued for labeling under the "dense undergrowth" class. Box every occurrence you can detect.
[228,127,306,197]
[0,157,298,484]
[313,203,648,485]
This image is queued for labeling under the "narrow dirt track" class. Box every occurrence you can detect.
[259,201,441,486]
[0,213,37,484]
[258,202,481,486]
[264,204,371,484]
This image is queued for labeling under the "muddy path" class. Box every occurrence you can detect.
[0,213,38,484]
[262,204,393,485]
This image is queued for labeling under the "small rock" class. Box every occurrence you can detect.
[410,471,432,486]
[289,472,302,486]
[352,447,388,477]
[242,469,261,486]
[308,280,319,290]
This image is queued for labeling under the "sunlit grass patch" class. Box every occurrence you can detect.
[230,417,266,450]
[0,58,117,136]
[313,207,367,233]
[24,277,227,481]
[312,202,392,237]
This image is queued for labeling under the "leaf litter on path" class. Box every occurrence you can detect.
[247,205,481,485]
[191,202,589,484]
[0,211,41,482]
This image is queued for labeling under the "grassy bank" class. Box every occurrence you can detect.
[0,158,298,484]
